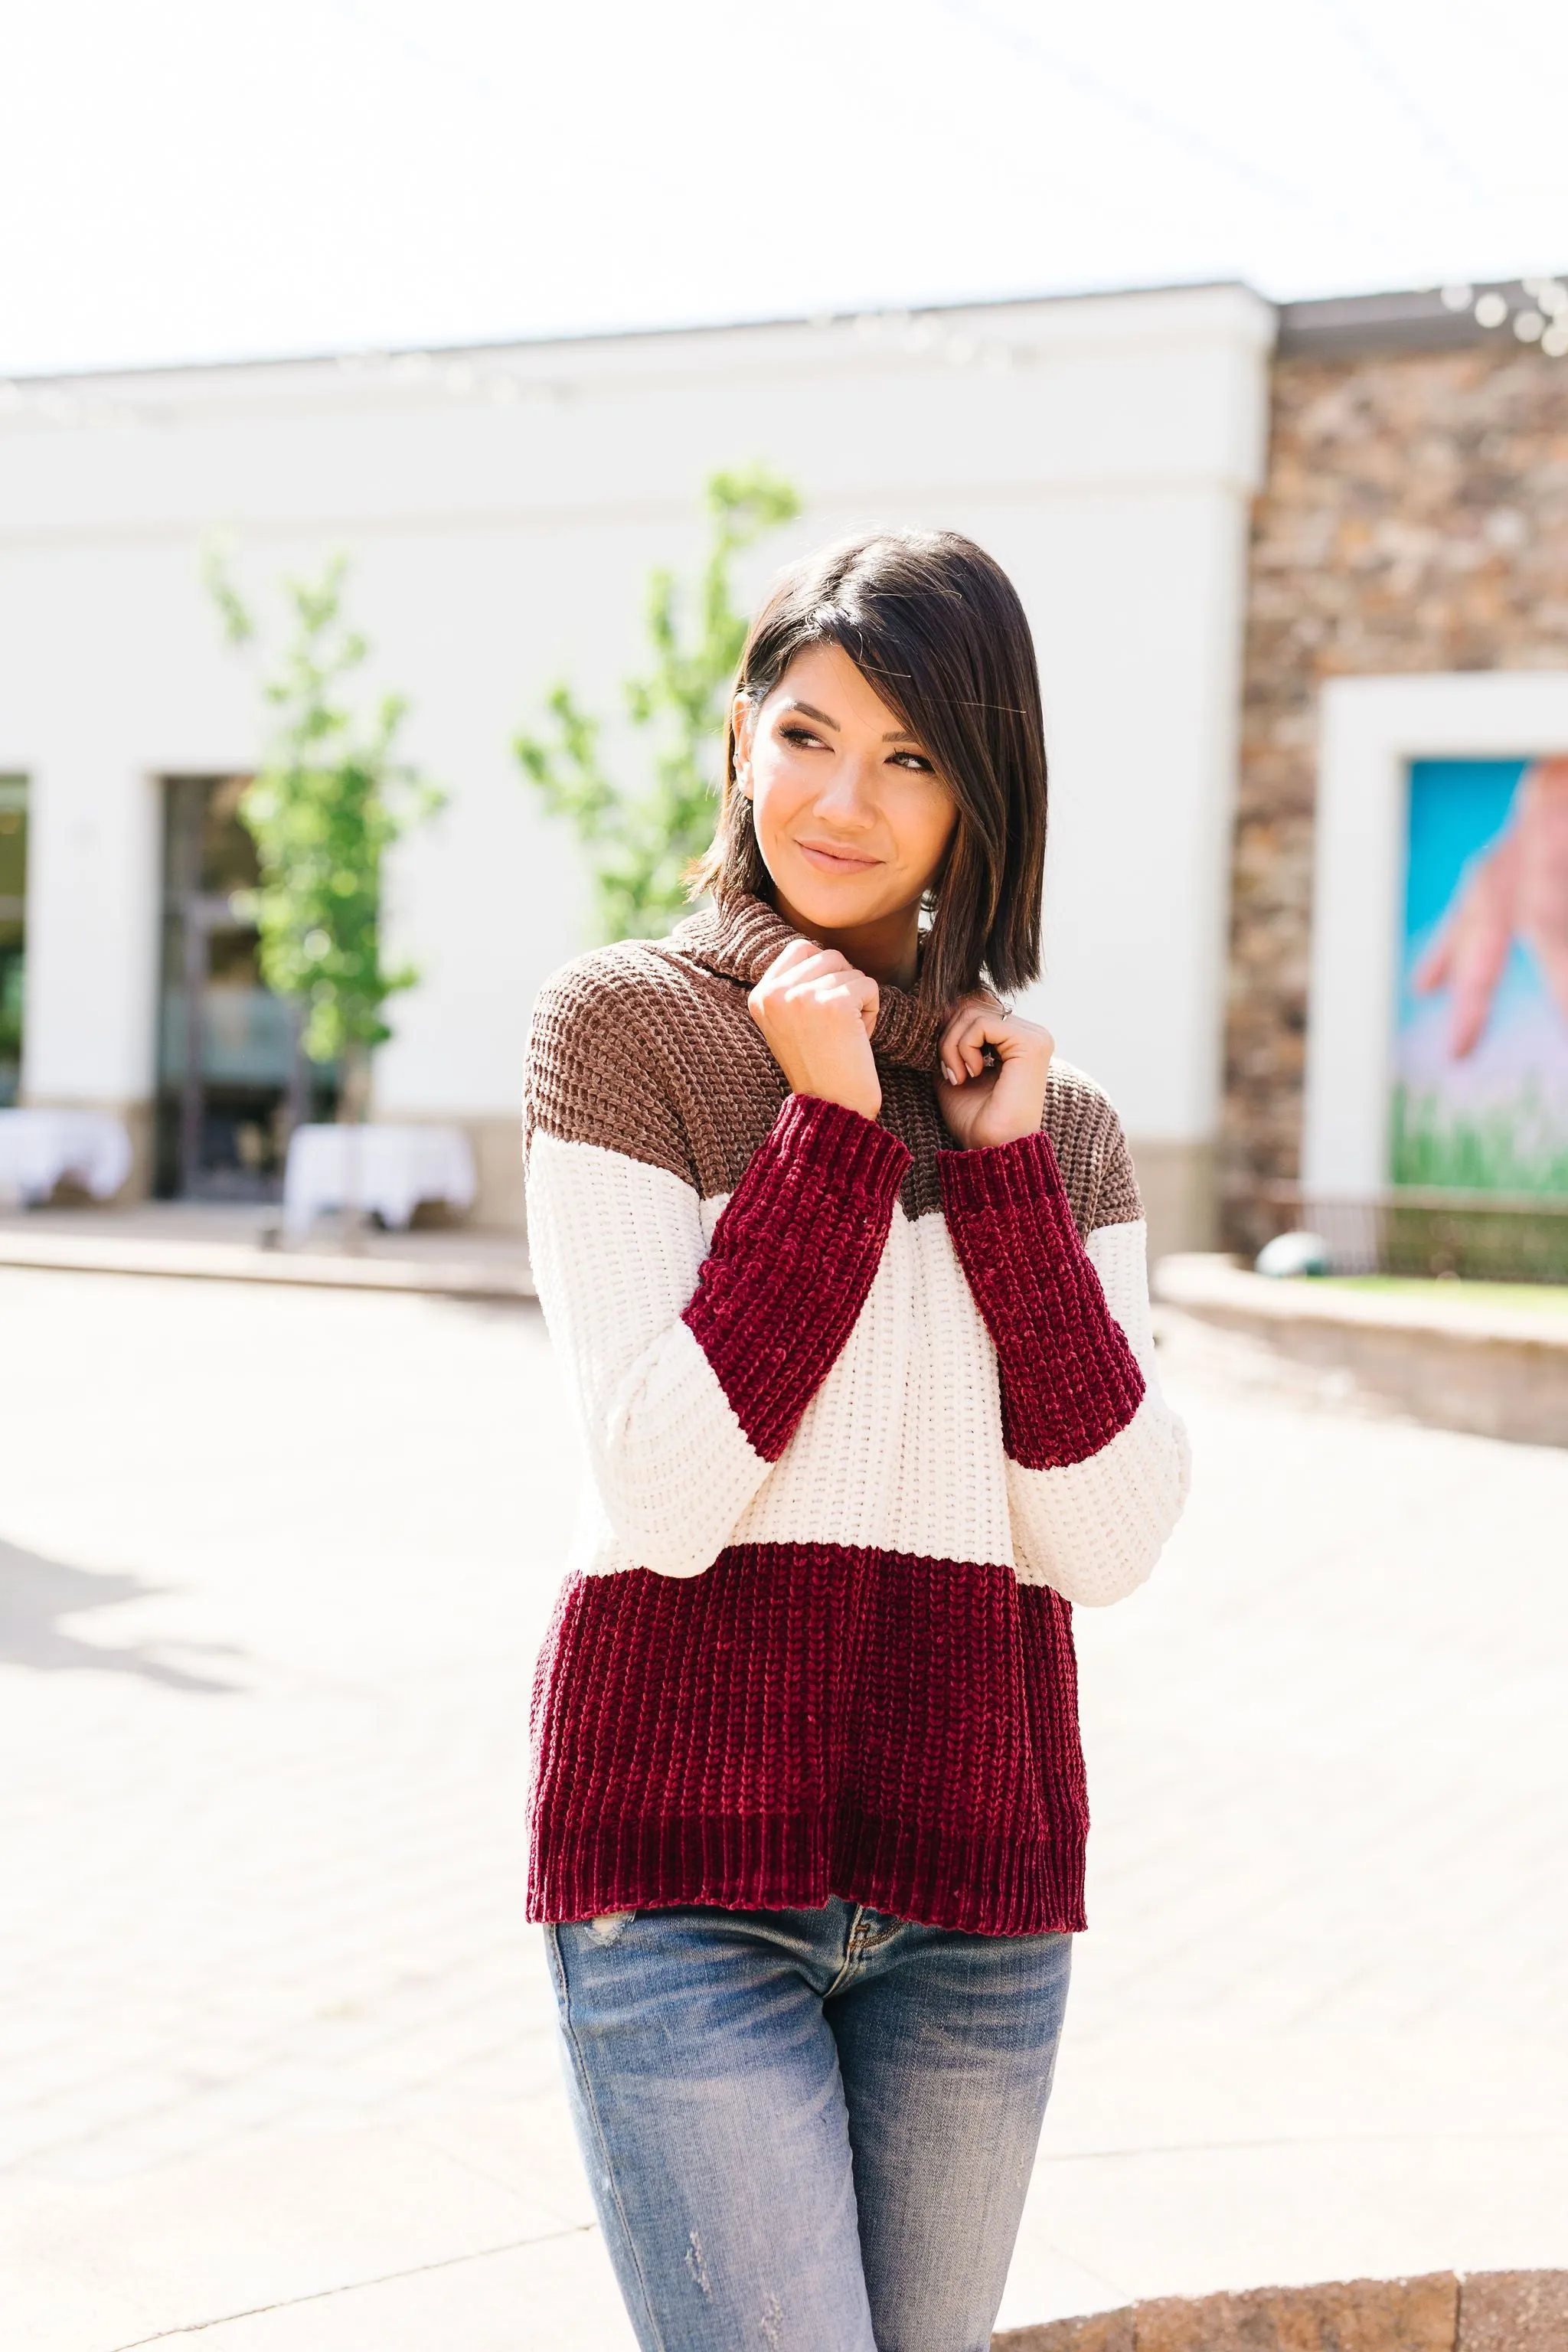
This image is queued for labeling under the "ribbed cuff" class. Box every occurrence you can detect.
[773,1093,914,1199]
[937,1128,1069,1223]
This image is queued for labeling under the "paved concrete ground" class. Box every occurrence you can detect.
[0,1268,1563,2349]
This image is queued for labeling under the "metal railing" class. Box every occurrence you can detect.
[1256,1181,1568,1282]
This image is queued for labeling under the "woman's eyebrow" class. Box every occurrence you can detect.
[782,697,920,744]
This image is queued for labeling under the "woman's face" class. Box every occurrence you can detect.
[736,642,959,936]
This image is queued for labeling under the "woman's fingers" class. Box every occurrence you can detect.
[939,1003,1022,1076]
[938,996,997,1083]
[759,938,848,983]
[782,966,879,1035]
[746,940,884,1119]
[939,1004,1054,1089]
[958,1026,989,1081]
[750,943,856,1027]
[939,1016,987,1086]
[843,967,880,1036]
[751,942,880,1059]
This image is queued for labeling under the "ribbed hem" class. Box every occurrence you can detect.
[683,1096,911,1460]
[528,1808,1086,1939]
[939,1129,1145,1470]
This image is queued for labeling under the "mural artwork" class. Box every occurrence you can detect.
[1394,756,1568,1194]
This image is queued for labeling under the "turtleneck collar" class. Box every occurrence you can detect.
[665,893,947,1074]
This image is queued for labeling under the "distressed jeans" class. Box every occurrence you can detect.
[544,1898,1073,2352]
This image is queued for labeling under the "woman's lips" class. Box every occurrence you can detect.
[795,841,881,874]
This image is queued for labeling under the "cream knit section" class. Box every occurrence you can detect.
[549,1166,1014,1573]
[724,1201,1014,1568]
[1005,1218,1191,1604]
[530,1140,1184,1596]
[526,1132,769,1579]
[1089,1217,1160,1376]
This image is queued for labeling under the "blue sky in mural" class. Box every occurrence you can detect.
[1400,759,1530,1028]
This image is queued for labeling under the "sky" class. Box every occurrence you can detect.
[4,0,1567,377]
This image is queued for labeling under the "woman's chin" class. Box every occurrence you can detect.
[772,863,888,931]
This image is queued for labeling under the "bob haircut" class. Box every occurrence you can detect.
[691,528,1047,1013]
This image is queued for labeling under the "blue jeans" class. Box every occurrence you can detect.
[544,1899,1072,2352]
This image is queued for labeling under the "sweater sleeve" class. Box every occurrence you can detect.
[938,1123,1190,1606]
[525,972,910,1577]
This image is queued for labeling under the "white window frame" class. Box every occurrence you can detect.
[1303,672,1568,1196]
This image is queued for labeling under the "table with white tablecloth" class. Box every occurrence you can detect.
[0,1109,134,1207]
[282,1123,478,1238]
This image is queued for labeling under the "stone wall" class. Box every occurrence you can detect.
[1222,338,1568,1250]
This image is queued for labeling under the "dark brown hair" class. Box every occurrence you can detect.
[691,528,1047,1011]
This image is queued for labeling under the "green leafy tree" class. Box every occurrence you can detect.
[514,466,799,939]
[205,550,445,1120]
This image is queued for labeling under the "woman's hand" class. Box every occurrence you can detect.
[749,936,882,1121]
[936,997,1054,1149]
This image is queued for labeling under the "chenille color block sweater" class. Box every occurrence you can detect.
[522,893,1190,1935]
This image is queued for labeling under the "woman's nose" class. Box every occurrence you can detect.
[814,755,878,826]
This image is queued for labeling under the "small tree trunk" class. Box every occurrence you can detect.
[339,1041,368,1255]
[283,1001,311,1149]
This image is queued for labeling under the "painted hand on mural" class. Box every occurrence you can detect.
[1413,757,1568,1056]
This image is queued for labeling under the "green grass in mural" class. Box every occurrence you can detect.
[1390,1083,1568,1195]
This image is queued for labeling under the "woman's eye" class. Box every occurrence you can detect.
[890,750,934,772]
[780,726,825,750]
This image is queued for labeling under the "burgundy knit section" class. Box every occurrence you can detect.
[939,1130,1145,1470]
[681,1095,911,1461]
[526,1544,1089,1936]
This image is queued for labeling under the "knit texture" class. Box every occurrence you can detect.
[522,892,1191,1932]
[526,1546,1088,1935]
[939,1130,1145,1469]
[683,1096,910,1460]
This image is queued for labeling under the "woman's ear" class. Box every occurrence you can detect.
[731,693,756,795]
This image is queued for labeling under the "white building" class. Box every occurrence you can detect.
[0,283,1275,1255]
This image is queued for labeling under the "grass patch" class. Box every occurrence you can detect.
[1321,1276,1568,1315]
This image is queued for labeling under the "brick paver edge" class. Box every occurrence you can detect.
[993,2269,1568,2350]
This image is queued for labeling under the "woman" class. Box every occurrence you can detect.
[524,530,1190,2352]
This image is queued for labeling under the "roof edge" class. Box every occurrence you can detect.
[1278,276,1568,359]
[0,277,1263,391]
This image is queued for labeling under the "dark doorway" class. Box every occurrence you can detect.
[155,776,335,1200]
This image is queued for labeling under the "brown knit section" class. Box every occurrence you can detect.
[1044,1063,1145,1234]
[524,894,1141,1236]
[525,939,787,1198]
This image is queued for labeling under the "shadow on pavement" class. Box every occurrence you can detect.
[0,1536,244,1691]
